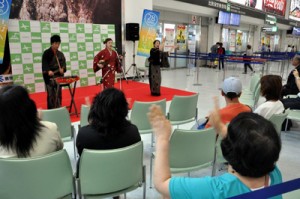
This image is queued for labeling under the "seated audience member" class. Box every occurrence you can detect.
[281,55,300,97]
[148,99,282,199]
[281,69,300,110]
[254,75,285,119]
[205,77,251,128]
[0,85,63,158]
[76,88,141,156]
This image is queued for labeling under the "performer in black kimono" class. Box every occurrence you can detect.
[42,35,66,109]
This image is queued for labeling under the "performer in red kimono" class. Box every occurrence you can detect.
[93,38,122,89]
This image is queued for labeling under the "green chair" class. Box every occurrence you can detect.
[130,99,166,146]
[241,74,260,95]
[0,150,75,199]
[167,94,199,127]
[269,111,289,136]
[78,141,146,199]
[79,104,90,128]
[285,110,300,132]
[137,58,149,81]
[212,135,227,176]
[150,128,216,188]
[41,107,76,160]
[283,189,300,199]
[240,84,261,109]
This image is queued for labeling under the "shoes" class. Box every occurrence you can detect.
[151,93,161,96]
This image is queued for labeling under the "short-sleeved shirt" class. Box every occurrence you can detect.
[170,166,282,199]
[254,101,285,119]
[205,103,251,128]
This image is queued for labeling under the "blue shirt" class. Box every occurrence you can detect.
[169,166,282,199]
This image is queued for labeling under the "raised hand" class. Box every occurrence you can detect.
[148,105,172,141]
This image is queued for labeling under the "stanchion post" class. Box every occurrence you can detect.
[193,53,202,86]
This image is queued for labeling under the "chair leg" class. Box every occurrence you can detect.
[73,139,77,161]
[143,165,146,199]
[285,118,289,133]
[151,133,154,147]
[150,154,154,188]
[211,137,218,176]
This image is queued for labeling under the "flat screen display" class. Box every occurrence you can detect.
[230,13,241,26]
[292,27,300,36]
[218,11,230,25]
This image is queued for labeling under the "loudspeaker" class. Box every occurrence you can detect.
[126,23,140,41]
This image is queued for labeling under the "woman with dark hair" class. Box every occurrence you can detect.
[148,97,282,199]
[93,38,122,89]
[0,85,63,158]
[76,88,141,156]
[254,75,284,119]
[148,39,165,96]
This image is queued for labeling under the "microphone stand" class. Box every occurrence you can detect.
[96,66,111,91]
[114,48,128,90]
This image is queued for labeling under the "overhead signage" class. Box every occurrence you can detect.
[175,0,290,24]
[266,15,277,25]
[229,0,286,16]
[262,26,278,32]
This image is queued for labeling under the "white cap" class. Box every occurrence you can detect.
[222,77,242,95]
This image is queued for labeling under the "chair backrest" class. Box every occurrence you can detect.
[130,99,166,133]
[145,58,150,67]
[0,150,74,199]
[79,141,143,195]
[41,107,72,139]
[269,111,289,135]
[169,128,215,171]
[80,105,90,128]
[254,84,261,104]
[168,94,198,123]
[249,74,260,92]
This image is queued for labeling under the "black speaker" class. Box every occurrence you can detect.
[126,23,140,41]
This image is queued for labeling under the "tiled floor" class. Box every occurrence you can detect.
[67,62,300,198]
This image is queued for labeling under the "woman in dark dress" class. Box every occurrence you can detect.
[148,39,165,96]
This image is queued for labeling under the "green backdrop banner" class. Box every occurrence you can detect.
[8,19,115,93]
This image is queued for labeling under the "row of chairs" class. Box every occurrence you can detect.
[0,142,146,199]
[239,74,300,135]
[80,94,199,147]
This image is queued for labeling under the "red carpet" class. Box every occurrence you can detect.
[30,80,196,122]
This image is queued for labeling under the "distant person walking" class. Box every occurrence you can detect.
[217,42,225,70]
[243,45,254,74]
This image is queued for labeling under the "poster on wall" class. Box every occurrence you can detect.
[236,31,243,51]
[289,0,300,21]
[176,25,187,51]
[229,30,236,52]
[0,0,12,64]
[8,19,115,93]
[10,0,122,51]
[229,0,286,16]
[137,9,160,57]
[0,32,12,87]
[164,28,175,52]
